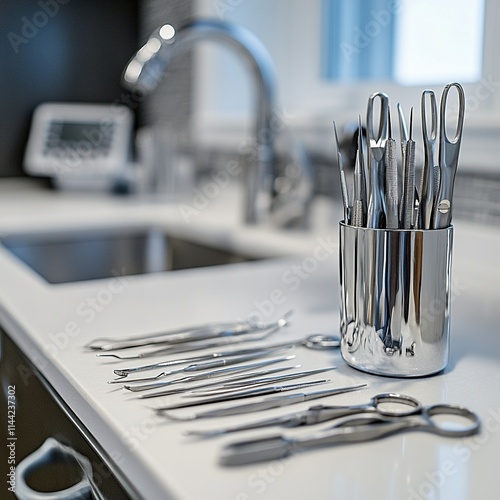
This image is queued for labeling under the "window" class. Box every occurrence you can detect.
[193,0,500,169]
[321,0,485,85]
[321,0,397,81]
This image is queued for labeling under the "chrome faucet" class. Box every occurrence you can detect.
[123,19,313,226]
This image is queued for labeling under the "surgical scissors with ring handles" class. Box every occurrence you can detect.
[218,394,481,466]
[186,392,421,437]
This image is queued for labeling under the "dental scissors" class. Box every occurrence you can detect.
[218,395,480,466]
[433,82,465,229]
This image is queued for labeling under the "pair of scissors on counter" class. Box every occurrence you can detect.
[215,393,480,466]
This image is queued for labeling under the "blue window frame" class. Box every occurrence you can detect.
[321,0,396,81]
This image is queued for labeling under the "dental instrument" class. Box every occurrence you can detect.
[157,383,367,420]
[111,333,339,378]
[86,310,292,352]
[154,379,331,412]
[124,355,296,392]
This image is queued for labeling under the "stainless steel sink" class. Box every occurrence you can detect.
[1,227,256,284]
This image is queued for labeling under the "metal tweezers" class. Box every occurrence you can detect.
[157,383,367,420]
[155,379,332,412]
[185,366,337,397]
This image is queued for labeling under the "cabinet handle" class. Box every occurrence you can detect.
[15,437,100,500]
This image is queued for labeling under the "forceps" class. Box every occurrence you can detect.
[419,89,439,229]
[85,311,292,352]
[366,92,389,228]
[433,82,465,229]
[351,115,367,227]
[401,108,416,229]
[219,397,480,466]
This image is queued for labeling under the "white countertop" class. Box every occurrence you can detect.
[1,178,500,500]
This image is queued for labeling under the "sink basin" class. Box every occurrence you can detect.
[1,227,257,284]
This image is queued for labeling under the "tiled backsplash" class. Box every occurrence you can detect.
[313,154,500,226]
[140,0,194,131]
[194,145,500,227]
[453,172,500,225]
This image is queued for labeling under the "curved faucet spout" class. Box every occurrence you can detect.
[123,19,278,224]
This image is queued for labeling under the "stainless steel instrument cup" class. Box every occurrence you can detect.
[339,222,453,377]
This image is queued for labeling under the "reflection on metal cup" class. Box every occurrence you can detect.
[339,222,453,377]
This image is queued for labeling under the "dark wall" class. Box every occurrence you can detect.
[0,0,140,177]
